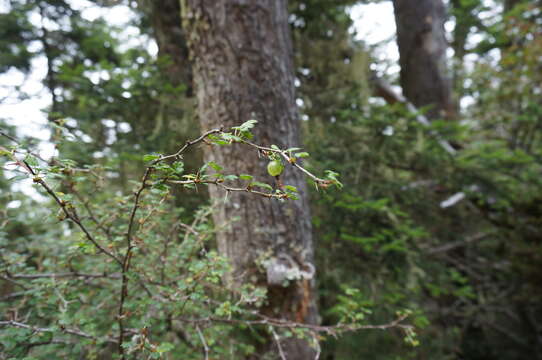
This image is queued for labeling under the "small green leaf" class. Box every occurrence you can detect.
[207,161,223,172]
[251,182,273,191]
[232,119,258,132]
[156,342,175,353]
[143,154,160,162]
[284,185,297,193]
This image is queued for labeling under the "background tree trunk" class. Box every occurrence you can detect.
[392,0,454,119]
[145,0,192,90]
[181,1,318,358]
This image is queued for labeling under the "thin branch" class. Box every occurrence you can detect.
[270,327,287,360]
[168,179,284,199]
[179,312,412,338]
[0,320,117,344]
[0,291,27,301]
[0,129,50,164]
[8,156,122,266]
[196,325,210,360]
[69,184,114,242]
[0,129,20,144]
[0,275,29,290]
[116,128,227,358]
[369,72,457,156]
[239,139,331,185]
[33,174,121,266]
[424,232,492,255]
[313,337,321,360]
[6,272,120,279]
[118,167,153,358]
[153,128,223,164]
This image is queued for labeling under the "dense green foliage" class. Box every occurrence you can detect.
[1,0,542,359]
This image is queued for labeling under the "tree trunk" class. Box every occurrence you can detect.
[181,1,318,358]
[392,0,454,119]
[145,0,192,90]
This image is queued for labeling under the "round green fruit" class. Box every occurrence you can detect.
[267,160,284,177]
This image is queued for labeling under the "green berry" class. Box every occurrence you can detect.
[267,160,284,177]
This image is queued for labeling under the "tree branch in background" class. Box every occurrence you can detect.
[369,72,457,156]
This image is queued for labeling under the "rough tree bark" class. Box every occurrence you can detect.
[392,0,454,119]
[180,1,318,358]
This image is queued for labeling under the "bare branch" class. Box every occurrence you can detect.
[6,272,120,279]
[179,312,412,338]
[0,320,117,344]
[196,325,210,360]
[154,128,223,164]
[270,327,287,360]
[369,73,457,156]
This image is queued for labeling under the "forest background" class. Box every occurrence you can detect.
[1,0,541,359]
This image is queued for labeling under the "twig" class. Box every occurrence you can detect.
[6,272,120,279]
[0,129,50,164]
[153,128,223,164]
[117,167,153,359]
[313,336,321,360]
[196,325,210,360]
[270,327,287,360]
[179,312,412,338]
[168,179,284,199]
[69,184,114,242]
[369,72,457,156]
[0,275,29,289]
[10,157,122,266]
[424,232,492,255]
[0,320,117,344]
[239,139,331,185]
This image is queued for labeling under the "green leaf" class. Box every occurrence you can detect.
[232,119,258,132]
[207,161,223,172]
[172,161,184,174]
[24,154,39,167]
[286,147,301,152]
[156,342,175,354]
[239,174,253,181]
[250,181,273,191]
[143,153,160,162]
